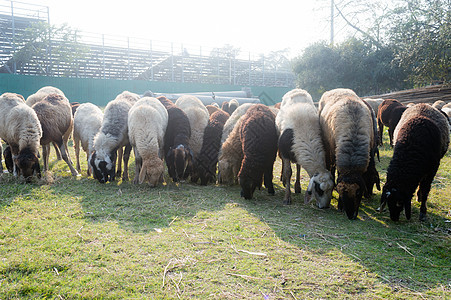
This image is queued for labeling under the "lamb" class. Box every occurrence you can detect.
[377,99,407,146]
[319,88,374,219]
[0,93,42,181]
[90,91,138,183]
[157,96,192,182]
[221,101,229,113]
[32,93,78,176]
[191,109,230,185]
[217,103,254,184]
[175,95,209,178]
[238,104,278,199]
[380,104,450,221]
[276,89,334,207]
[73,103,104,176]
[128,97,168,186]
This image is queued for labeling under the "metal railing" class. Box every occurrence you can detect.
[0,1,295,88]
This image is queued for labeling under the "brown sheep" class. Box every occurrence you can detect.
[377,99,407,146]
[32,93,78,176]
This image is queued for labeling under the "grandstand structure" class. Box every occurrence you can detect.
[0,1,295,87]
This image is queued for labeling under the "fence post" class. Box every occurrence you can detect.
[127,37,131,80]
[248,52,251,86]
[217,49,220,84]
[171,42,174,82]
[150,40,153,81]
[262,55,265,86]
[181,44,184,83]
[102,34,105,79]
[199,46,202,83]
[10,1,16,74]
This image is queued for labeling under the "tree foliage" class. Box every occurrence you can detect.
[293,0,449,97]
[12,22,88,76]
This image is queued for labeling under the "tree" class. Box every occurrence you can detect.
[11,22,88,76]
[388,0,450,85]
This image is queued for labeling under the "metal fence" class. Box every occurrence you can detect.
[0,1,295,88]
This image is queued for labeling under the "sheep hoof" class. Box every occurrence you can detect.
[294,184,301,194]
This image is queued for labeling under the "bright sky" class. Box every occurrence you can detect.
[20,0,336,58]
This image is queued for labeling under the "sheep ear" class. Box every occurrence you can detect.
[304,177,315,204]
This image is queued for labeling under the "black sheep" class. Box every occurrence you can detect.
[192,109,230,185]
[377,99,407,146]
[238,104,278,199]
[157,96,193,182]
[380,104,450,221]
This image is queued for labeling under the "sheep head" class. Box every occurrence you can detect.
[166,144,193,182]
[15,147,41,182]
[336,173,367,220]
[305,172,334,208]
[89,150,117,183]
[380,185,412,221]
[239,175,257,200]
[217,159,233,184]
[139,159,164,187]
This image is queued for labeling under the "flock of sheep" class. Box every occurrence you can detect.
[0,86,449,221]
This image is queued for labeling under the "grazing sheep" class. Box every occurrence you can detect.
[0,93,42,180]
[73,103,103,176]
[128,97,168,186]
[228,99,239,114]
[380,104,450,221]
[175,95,209,178]
[276,89,334,207]
[32,93,78,176]
[319,88,374,220]
[90,91,138,183]
[217,103,254,184]
[377,99,407,146]
[238,104,278,199]
[157,96,192,182]
[192,109,230,185]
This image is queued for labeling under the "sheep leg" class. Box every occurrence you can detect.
[53,142,62,160]
[59,141,79,176]
[388,126,394,147]
[377,118,384,146]
[122,144,132,181]
[417,169,437,221]
[133,147,142,184]
[0,143,2,173]
[74,136,81,173]
[294,164,301,194]
[282,158,292,204]
[86,152,92,177]
[42,144,50,172]
[116,147,123,178]
[264,163,275,197]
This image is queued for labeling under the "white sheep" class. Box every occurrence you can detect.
[128,97,168,186]
[175,95,209,177]
[276,89,334,207]
[0,93,42,180]
[90,91,138,183]
[319,88,375,219]
[73,103,104,176]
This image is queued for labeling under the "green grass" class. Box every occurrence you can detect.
[0,135,450,299]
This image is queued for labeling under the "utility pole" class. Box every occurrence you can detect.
[330,0,334,45]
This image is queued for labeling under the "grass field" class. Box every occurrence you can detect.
[0,135,450,299]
